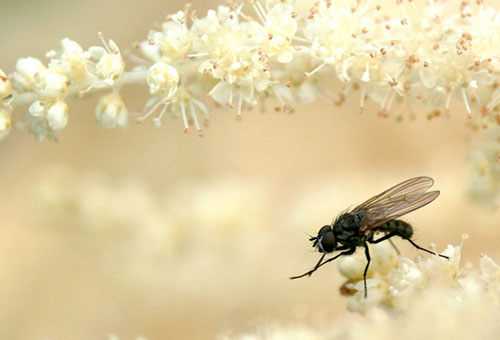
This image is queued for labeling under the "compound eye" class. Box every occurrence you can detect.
[319,230,336,253]
[318,225,331,235]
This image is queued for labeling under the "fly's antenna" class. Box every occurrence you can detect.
[303,230,313,238]
[303,230,315,241]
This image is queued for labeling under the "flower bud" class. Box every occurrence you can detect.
[34,68,68,98]
[0,69,12,99]
[95,92,128,130]
[147,61,179,96]
[0,108,12,141]
[12,57,46,92]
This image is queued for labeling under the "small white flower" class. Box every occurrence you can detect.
[150,18,192,60]
[34,67,68,98]
[263,3,298,63]
[480,254,500,280]
[347,278,388,312]
[147,61,179,96]
[0,108,12,141]
[138,40,161,63]
[139,85,207,135]
[46,100,69,131]
[49,38,88,82]
[28,100,44,117]
[95,92,128,130]
[24,99,68,140]
[0,69,12,99]
[12,57,46,92]
[86,35,125,85]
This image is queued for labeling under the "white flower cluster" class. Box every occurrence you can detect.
[2,35,127,140]
[337,235,467,312]
[1,0,500,140]
[221,235,500,340]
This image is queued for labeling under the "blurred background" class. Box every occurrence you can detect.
[1,0,499,339]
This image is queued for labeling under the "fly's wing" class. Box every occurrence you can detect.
[354,177,439,232]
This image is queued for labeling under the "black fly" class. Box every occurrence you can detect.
[290,176,449,297]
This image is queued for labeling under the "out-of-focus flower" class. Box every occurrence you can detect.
[108,335,150,340]
[467,126,500,206]
[163,177,271,255]
[30,167,273,287]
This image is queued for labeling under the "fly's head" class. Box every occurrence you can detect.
[310,225,337,253]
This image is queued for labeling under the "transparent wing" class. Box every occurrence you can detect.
[354,177,439,231]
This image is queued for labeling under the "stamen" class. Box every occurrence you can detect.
[461,87,472,119]
[305,61,327,77]
[292,36,313,44]
[127,53,150,65]
[192,98,209,120]
[227,89,234,108]
[152,104,169,127]
[252,3,266,23]
[181,101,189,133]
[237,91,243,121]
[208,81,224,97]
[98,32,112,54]
[397,0,412,26]
[138,99,163,122]
[445,90,452,112]
[186,53,210,58]
[487,87,500,111]
[359,87,366,112]
[189,101,203,136]
[255,1,268,21]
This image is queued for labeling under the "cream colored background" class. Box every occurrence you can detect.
[1,1,499,339]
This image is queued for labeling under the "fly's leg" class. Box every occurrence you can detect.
[289,247,354,280]
[402,235,449,260]
[369,232,449,260]
[289,253,326,280]
[363,245,370,298]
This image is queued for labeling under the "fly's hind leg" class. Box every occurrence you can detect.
[369,232,449,260]
[402,235,449,260]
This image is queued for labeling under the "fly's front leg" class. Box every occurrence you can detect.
[289,254,326,280]
[289,246,354,280]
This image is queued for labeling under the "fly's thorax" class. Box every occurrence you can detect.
[332,211,365,245]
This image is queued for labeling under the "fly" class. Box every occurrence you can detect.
[290,176,449,297]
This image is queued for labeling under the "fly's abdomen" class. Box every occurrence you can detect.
[375,220,413,239]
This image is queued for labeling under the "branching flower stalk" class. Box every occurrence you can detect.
[1,0,500,141]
